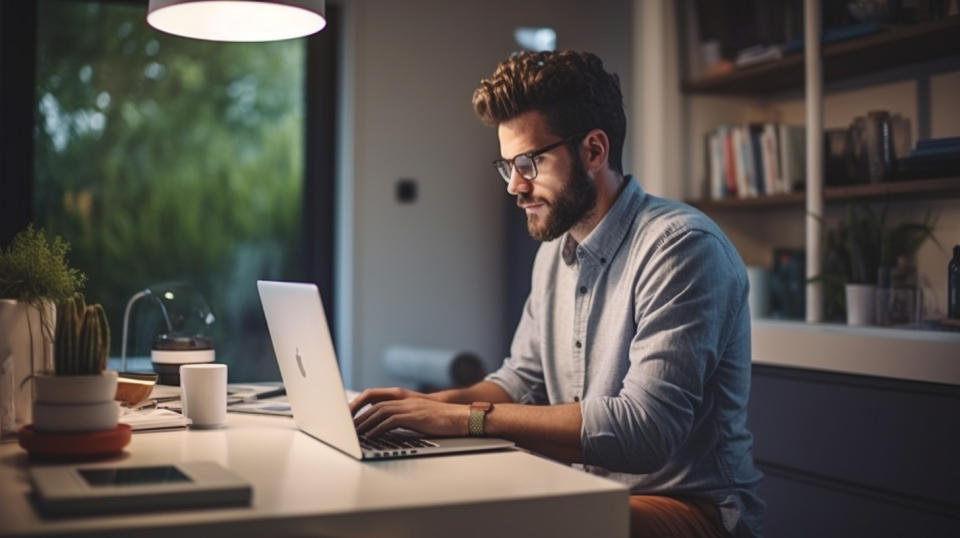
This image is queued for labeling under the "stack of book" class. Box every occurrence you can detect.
[706,124,805,200]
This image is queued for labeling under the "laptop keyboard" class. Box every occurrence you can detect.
[359,432,438,457]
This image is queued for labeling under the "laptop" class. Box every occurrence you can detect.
[257,280,514,460]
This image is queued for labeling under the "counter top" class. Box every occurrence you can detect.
[751,320,960,386]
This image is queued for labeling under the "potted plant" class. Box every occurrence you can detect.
[0,225,85,435]
[815,205,938,325]
[32,293,118,433]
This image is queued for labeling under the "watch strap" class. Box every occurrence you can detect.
[468,402,493,437]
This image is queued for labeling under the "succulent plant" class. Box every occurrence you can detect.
[54,293,110,375]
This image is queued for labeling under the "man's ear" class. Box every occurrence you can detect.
[583,129,610,173]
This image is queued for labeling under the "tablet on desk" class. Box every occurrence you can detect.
[29,462,252,517]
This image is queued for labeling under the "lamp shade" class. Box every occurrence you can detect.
[147,0,326,42]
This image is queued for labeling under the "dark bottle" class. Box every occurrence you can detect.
[950,245,960,319]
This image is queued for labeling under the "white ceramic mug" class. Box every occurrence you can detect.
[180,363,227,429]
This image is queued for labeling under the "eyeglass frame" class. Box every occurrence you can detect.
[492,131,588,183]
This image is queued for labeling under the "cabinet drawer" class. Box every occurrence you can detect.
[759,470,960,538]
[749,365,960,507]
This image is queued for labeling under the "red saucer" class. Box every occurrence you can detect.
[18,424,132,461]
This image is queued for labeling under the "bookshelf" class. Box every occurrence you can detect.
[670,1,960,327]
[688,176,960,211]
[682,15,960,95]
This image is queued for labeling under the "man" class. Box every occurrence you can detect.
[350,51,764,538]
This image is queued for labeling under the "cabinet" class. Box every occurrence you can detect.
[749,364,960,536]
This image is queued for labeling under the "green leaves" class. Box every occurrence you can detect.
[819,205,938,286]
[0,224,86,303]
[812,204,940,320]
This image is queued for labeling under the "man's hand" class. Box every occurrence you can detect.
[348,387,439,415]
[351,391,469,438]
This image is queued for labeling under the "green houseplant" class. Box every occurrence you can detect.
[32,293,119,433]
[0,225,85,434]
[815,205,939,324]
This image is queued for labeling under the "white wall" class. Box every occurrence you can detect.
[335,0,632,390]
[632,0,683,199]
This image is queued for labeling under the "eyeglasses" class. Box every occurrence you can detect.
[492,132,585,183]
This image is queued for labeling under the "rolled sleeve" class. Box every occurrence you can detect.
[580,230,745,474]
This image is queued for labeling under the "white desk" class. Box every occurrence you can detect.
[0,413,628,537]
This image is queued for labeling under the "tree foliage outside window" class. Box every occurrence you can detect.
[34,0,306,380]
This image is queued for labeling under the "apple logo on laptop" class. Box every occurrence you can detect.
[295,347,307,377]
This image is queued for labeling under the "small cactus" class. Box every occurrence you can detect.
[54,293,110,375]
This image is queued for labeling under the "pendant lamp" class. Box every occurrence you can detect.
[147,0,326,42]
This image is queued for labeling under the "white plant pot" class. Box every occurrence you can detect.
[31,372,119,433]
[34,371,118,404]
[32,401,119,433]
[846,284,877,326]
[0,299,56,434]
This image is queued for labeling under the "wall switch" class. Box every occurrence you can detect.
[395,178,417,203]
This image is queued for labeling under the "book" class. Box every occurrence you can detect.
[709,129,726,199]
[723,126,739,197]
[779,124,806,193]
[749,124,767,196]
[762,124,782,194]
[733,127,752,197]
[704,122,807,200]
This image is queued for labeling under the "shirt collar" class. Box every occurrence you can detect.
[561,176,644,266]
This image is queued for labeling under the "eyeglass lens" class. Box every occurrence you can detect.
[497,154,536,182]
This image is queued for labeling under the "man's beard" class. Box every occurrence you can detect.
[519,153,596,242]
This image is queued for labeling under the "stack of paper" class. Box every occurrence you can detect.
[120,408,192,431]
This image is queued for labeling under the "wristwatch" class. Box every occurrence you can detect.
[468,402,493,437]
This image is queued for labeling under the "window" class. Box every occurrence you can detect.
[25,0,337,380]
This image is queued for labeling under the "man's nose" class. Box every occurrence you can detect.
[506,169,532,196]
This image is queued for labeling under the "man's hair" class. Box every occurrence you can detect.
[472,50,626,175]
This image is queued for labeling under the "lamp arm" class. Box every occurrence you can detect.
[120,290,150,372]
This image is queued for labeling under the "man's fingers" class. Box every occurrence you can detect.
[352,406,378,430]
[355,400,406,433]
[366,414,407,438]
[349,387,413,415]
[354,406,385,434]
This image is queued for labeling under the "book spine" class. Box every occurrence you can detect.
[762,124,781,195]
[723,127,738,197]
[709,130,725,200]
[735,127,754,197]
[779,124,791,193]
[732,128,746,198]
[750,126,766,196]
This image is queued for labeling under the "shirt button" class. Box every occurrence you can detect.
[574,396,580,402]
[600,257,607,264]
[575,340,582,349]
[579,286,587,294]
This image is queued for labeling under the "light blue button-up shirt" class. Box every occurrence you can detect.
[487,177,764,537]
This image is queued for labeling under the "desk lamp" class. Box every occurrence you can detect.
[120,283,216,385]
